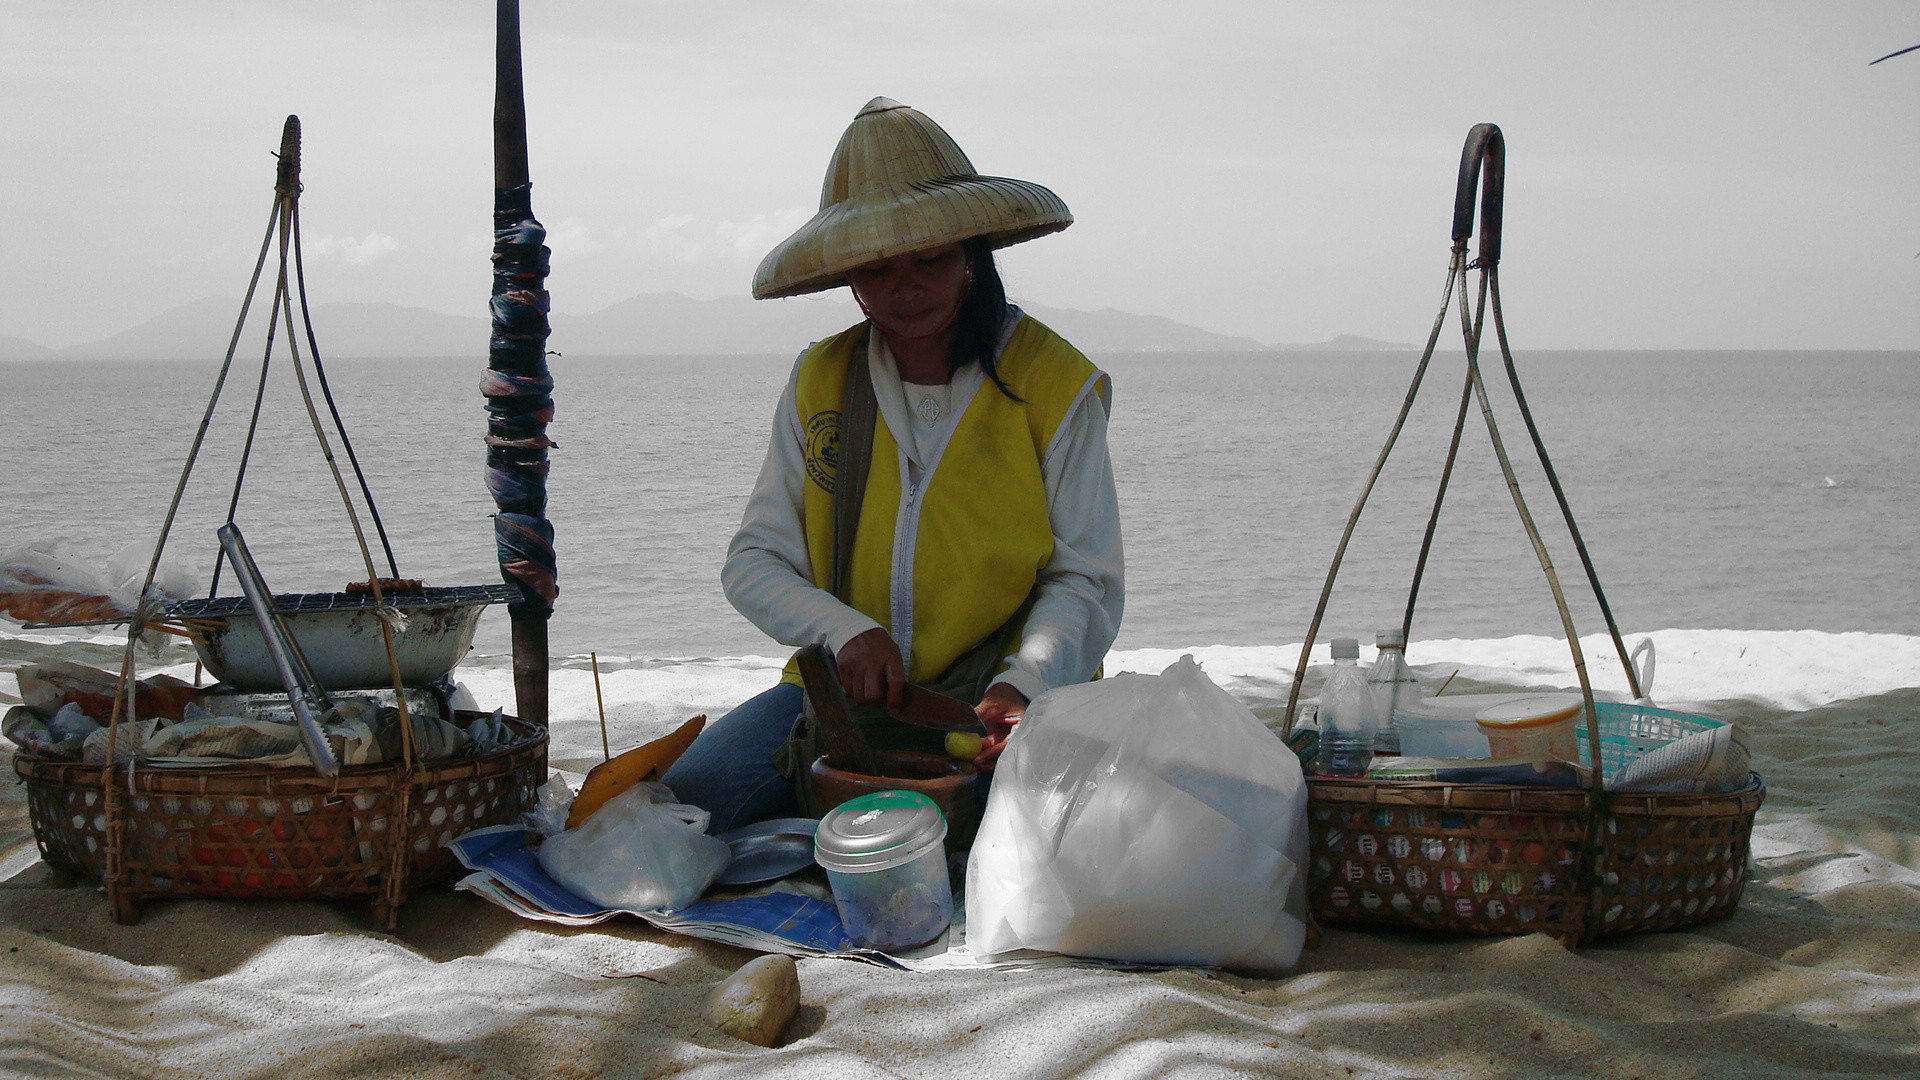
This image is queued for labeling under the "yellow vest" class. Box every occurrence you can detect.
[781,315,1104,686]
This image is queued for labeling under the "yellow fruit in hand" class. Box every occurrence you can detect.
[944,732,984,761]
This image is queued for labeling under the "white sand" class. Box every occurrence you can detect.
[3,628,1917,1078]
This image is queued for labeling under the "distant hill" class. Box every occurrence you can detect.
[556,295,1275,354]
[57,296,250,359]
[1017,305,1268,352]
[19,294,1402,359]
[1272,333,1412,351]
[559,293,856,355]
[50,297,488,360]
[0,333,54,360]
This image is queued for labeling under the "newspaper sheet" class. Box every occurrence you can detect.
[447,826,1135,974]
[1608,722,1752,793]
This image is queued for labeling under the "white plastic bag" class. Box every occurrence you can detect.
[965,655,1309,972]
[536,781,730,912]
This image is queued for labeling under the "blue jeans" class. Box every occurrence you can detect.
[660,683,804,833]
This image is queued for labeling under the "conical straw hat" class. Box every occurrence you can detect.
[753,97,1072,299]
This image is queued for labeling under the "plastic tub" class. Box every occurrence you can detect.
[1392,693,1546,758]
[1475,694,1585,762]
[1394,712,1489,758]
[814,789,953,951]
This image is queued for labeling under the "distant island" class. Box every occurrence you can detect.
[0,295,1411,361]
[0,333,54,360]
[1272,333,1412,352]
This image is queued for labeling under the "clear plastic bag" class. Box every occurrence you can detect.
[535,781,730,912]
[521,773,575,837]
[0,539,198,625]
[965,655,1310,972]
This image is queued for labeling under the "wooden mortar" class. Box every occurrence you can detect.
[808,749,981,848]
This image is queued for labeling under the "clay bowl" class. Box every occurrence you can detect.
[808,750,980,848]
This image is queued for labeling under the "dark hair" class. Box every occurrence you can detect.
[948,236,1022,402]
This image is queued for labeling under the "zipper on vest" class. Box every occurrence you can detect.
[890,475,923,672]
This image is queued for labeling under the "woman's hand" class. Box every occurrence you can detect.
[973,682,1029,770]
[835,628,906,712]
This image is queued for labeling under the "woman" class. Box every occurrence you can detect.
[662,97,1123,833]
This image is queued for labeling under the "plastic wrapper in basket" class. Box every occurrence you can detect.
[12,711,547,928]
[1305,703,1764,943]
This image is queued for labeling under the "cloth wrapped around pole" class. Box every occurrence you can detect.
[489,0,550,729]
[484,182,556,614]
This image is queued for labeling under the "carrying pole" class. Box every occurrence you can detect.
[486,0,554,727]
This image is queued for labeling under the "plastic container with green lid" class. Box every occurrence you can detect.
[1474,693,1585,763]
[815,790,953,951]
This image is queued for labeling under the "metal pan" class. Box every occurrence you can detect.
[713,818,820,885]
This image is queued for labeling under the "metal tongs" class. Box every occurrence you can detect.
[215,523,340,776]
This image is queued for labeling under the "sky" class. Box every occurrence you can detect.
[3,1,1916,351]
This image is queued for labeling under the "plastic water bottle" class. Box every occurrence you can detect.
[1368,628,1420,754]
[1313,637,1376,776]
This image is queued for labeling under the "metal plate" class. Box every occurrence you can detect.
[713,818,820,885]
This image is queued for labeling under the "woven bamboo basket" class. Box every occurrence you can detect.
[1305,703,1764,944]
[12,711,546,928]
[1281,126,1768,946]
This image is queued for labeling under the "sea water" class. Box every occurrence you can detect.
[3,349,1915,663]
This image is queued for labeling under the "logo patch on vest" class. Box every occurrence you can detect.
[804,409,840,494]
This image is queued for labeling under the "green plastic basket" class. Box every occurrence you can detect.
[1576,702,1725,784]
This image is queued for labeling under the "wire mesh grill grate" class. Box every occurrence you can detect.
[165,583,520,618]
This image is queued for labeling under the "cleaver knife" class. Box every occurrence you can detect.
[895,683,988,734]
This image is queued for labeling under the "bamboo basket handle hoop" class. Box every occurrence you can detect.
[1452,123,1504,269]
[1280,123,1643,785]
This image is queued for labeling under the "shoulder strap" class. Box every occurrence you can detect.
[831,327,875,601]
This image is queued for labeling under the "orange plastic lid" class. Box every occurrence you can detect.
[1474,693,1584,730]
